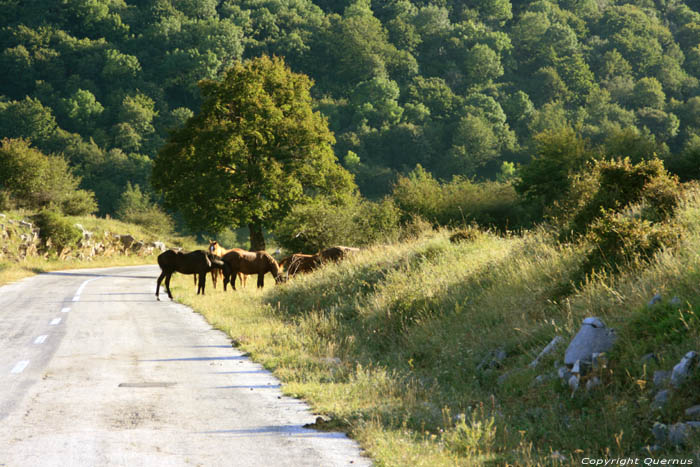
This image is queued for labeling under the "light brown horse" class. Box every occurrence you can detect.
[209,240,248,288]
[221,249,284,290]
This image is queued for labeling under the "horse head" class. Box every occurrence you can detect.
[208,240,219,254]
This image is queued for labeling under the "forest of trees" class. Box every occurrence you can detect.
[2,0,700,233]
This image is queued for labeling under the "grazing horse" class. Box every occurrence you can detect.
[318,246,360,262]
[278,253,322,276]
[222,249,284,290]
[156,250,229,300]
[208,240,248,288]
[279,246,360,278]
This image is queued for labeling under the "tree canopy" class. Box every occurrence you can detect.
[2,0,700,222]
[151,55,355,249]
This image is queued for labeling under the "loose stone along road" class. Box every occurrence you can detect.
[0,265,369,466]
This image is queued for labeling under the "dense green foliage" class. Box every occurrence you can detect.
[151,55,355,248]
[32,208,82,252]
[271,194,401,252]
[4,0,700,219]
[0,138,97,215]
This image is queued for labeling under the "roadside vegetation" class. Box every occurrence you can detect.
[166,187,700,464]
[0,209,197,286]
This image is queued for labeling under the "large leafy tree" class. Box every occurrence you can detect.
[151,55,355,250]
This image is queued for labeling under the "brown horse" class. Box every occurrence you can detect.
[318,246,360,262]
[278,253,322,276]
[208,240,248,288]
[279,246,360,278]
[156,250,229,300]
[222,249,284,290]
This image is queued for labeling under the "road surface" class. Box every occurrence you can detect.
[0,265,369,466]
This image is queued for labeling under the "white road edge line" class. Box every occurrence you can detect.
[34,335,48,344]
[50,318,62,325]
[11,360,29,374]
[72,277,101,302]
[61,307,71,313]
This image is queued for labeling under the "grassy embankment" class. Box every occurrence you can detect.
[0,210,198,286]
[170,194,700,465]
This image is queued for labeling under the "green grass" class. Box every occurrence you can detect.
[168,193,700,465]
[6,198,700,464]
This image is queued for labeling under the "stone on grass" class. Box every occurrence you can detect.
[652,422,668,444]
[568,374,579,392]
[685,405,700,419]
[670,351,699,388]
[668,423,692,446]
[585,376,602,391]
[529,336,564,368]
[653,370,670,388]
[651,389,670,410]
[564,318,617,366]
[648,293,663,306]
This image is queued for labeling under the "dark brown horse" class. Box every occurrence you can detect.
[278,253,322,276]
[156,250,229,300]
[318,246,360,262]
[222,249,284,290]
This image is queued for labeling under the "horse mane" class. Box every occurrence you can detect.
[263,251,281,277]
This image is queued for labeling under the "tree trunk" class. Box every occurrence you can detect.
[248,222,266,251]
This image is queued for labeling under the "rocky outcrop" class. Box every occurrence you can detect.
[0,213,169,262]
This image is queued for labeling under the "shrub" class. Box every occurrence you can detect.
[115,182,174,234]
[273,195,401,252]
[33,209,82,252]
[565,158,682,237]
[515,127,597,207]
[392,165,532,230]
[60,189,98,216]
[580,209,680,275]
[0,138,97,215]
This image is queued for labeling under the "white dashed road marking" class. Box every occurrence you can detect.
[11,360,29,374]
[61,307,70,313]
[72,277,101,302]
[34,335,48,344]
[50,318,61,325]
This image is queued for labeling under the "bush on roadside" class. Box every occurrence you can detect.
[115,182,174,235]
[32,209,82,252]
[392,165,531,231]
[273,195,401,252]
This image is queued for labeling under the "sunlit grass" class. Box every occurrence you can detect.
[171,202,700,465]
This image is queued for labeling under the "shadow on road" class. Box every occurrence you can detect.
[40,270,157,280]
[141,356,248,362]
[198,425,348,438]
[214,385,281,389]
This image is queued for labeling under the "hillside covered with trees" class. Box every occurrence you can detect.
[3,0,700,220]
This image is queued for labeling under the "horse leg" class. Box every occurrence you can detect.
[238,272,245,288]
[165,273,173,300]
[257,273,264,289]
[156,271,166,300]
[198,272,206,295]
[211,269,219,289]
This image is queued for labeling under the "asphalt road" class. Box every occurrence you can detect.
[0,265,369,466]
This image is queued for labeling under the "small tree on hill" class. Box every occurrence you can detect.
[0,138,97,215]
[152,55,356,250]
